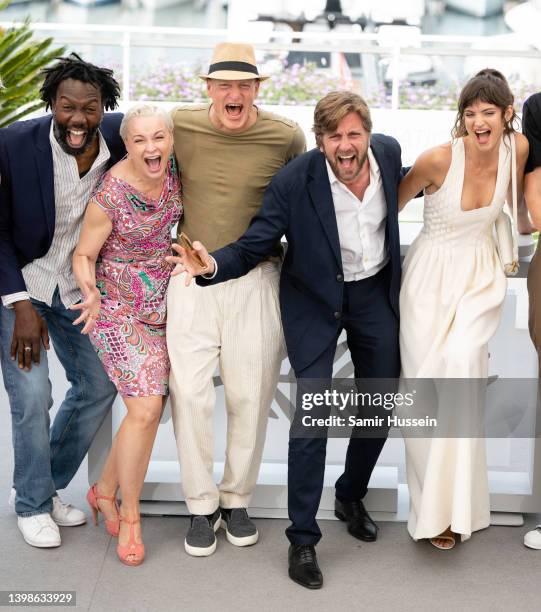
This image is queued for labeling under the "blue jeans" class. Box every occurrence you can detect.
[0,289,116,517]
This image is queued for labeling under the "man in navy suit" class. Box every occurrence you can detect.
[0,54,125,548]
[168,91,403,588]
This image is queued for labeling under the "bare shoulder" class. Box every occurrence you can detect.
[108,158,129,181]
[412,142,452,178]
[423,142,451,169]
[514,132,529,160]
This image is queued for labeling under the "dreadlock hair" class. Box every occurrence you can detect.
[40,53,120,111]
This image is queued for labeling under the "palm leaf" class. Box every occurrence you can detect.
[2,77,43,99]
[0,14,65,128]
[0,102,45,125]
[0,26,34,62]
[2,48,36,80]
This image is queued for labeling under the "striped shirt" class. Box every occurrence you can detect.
[2,123,110,308]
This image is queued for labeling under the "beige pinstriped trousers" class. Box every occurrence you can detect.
[166,261,285,515]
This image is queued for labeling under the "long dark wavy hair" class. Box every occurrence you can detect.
[452,68,518,138]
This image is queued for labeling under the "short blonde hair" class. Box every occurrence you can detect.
[313,91,372,147]
[119,104,173,141]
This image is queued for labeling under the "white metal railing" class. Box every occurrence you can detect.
[2,21,541,109]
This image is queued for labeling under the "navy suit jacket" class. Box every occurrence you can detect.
[0,113,125,296]
[198,134,403,373]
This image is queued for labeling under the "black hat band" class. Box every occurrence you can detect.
[208,61,259,75]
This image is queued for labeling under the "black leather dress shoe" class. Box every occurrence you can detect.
[288,544,323,589]
[335,498,379,542]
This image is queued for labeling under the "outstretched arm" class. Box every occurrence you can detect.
[71,201,112,334]
[166,175,291,286]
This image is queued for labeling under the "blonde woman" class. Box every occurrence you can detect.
[72,104,182,565]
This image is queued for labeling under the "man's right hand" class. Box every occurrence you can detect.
[10,300,50,371]
[166,241,215,286]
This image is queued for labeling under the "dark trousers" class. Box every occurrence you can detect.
[286,264,400,545]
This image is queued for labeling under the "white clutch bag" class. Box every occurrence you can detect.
[494,134,519,277]
[495,210,518,276]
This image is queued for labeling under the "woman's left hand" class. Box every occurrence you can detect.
[70,280,102,335]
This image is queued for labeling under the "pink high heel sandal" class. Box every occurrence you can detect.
[117,516,145,567]
[86,483,120,537]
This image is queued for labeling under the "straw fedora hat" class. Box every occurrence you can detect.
[199,42,268,81]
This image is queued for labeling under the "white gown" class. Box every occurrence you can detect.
[399,136,510,541]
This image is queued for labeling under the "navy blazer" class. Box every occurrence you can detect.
[199,134,403,373]
[0,113,125,296]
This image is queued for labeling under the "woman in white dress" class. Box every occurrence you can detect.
[398,69,529,549]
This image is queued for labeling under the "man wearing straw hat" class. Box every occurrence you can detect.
[167,42,306,557]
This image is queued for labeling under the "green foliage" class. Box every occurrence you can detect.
[0,17,65,127]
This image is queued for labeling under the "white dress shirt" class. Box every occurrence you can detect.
[2,123,110,308]
[326,147,388,282]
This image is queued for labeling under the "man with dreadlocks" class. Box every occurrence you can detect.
[0,53,125,548]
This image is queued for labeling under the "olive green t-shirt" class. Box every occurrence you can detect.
[171,104,306,252]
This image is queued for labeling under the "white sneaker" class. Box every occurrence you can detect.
[10,489,86,527]
[524,526,541,549]
[51,495,86,527]
[17,513,61,548]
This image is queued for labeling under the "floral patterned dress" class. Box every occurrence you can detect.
[89,157,182,397]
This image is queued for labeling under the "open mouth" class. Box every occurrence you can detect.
[475,129,491,145]
[67,128,87,148]
[337,153,356,170]
[144,155,162,172]
[225,103,243,118]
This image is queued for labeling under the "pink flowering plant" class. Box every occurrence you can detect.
[106,60,539,111]
[129,61,342,106]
